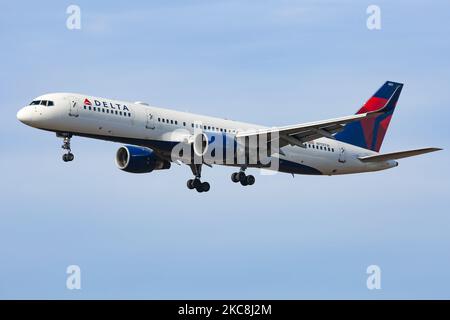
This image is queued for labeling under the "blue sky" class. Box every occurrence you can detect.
[0,0,449,299]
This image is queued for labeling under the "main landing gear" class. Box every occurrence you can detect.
[60,134,74,162]
[187,164,210,193]
[231,169,255,186]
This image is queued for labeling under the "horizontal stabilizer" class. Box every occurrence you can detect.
[358,147,442,162]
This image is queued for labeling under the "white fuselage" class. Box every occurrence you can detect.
[17,93,397,176]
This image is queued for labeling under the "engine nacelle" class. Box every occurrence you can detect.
[116,145,171,173]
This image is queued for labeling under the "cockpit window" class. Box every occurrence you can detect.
[29,100,54,106]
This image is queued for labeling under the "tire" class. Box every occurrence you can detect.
[240,179,248,186]
[187,179,195,189]
[193,178,201,189]
[62,154,69,162]
[68,153,74,161]
[231,172,240,183]
[201,182,210,192]
[196,185,204,193]
[246,175,255,185]
[238,172,246,182]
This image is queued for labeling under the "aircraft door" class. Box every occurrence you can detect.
[338,147,346,163]
[68,97,79,117]
[145,112,156,129]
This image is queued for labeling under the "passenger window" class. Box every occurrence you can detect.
[102,109,105,113]
[119,111,122,116]
[93,107,96,111]
[89,106,92,110]
[158,118,160,122]
[107,109,109,113]
[115,111,118,115]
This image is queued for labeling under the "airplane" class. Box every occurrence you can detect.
[17,81,441,193]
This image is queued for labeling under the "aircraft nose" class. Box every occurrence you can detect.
[17,107,33,125]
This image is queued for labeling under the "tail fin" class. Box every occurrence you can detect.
[334,81,403,152]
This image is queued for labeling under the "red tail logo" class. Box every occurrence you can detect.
[84,98,92,106]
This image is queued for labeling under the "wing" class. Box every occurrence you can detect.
[236,112,381,148]
[358,147,442,162]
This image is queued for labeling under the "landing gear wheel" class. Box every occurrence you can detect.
[232,170,255,187]
[240,179,248,186]
[187,179,195,190]
[246,175,255,185]
[201,182,210,192]
[62,153,74,162]
[193,178,202,189]
[194,182,210,193]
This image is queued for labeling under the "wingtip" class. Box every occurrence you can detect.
[422,147,443,153]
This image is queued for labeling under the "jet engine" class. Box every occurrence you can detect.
[115,145,171,173]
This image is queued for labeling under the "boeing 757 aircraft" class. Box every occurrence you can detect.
[17,81,441,192]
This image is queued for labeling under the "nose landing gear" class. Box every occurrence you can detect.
[59,134,74,162]
[231,169,255,186]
